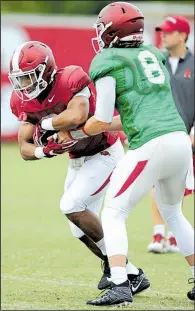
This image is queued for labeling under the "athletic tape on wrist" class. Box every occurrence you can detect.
[41,118,55,131]
[34,147,46,159]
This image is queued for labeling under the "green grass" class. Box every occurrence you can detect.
[1,143,194,310]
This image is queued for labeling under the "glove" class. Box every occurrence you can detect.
[43,137,78,157]
[33,123,57,147]
[33,123,47,146]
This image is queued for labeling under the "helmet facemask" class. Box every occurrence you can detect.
[8,57,49,101]
[91,22,113,54]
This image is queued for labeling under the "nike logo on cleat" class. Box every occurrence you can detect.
[131,280,143,293]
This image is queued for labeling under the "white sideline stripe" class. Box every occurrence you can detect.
[2,275,192,310]
[1,302,191,311]
[2,274,181,298]
[2,274,96,288]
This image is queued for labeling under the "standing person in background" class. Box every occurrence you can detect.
[148,16,194,254]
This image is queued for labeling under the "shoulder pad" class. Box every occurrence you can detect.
[10,91,23,120]
[89,49,119,83]
[60,66,91,95]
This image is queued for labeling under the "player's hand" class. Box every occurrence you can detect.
[55,130,73,144]
[43,137,77,157]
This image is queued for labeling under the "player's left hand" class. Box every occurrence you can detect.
[53,130,73,144]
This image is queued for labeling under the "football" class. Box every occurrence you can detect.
[39,130,59,146]
[31,129,59,146]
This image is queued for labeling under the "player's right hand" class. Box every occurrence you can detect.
[43,137,77,157]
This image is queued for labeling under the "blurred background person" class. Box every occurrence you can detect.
[148,15,194,254]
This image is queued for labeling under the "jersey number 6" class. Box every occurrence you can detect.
[138,50,165,84]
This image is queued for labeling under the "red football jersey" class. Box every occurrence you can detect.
[10,65,118,158]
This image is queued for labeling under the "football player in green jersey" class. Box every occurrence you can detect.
[56,2,194,305]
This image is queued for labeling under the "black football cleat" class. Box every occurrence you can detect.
[97,256,112,290]
[187,278,195,301]
[129,268,150,295]
[87,280,133,306]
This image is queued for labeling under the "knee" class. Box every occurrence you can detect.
[60,193,86,215]
[101,206,127,227]
[158,203,183,223]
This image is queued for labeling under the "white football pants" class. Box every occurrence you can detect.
[60,139,124,238]
[102,132,194,258]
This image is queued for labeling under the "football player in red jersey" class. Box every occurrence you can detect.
[9,41,150,293]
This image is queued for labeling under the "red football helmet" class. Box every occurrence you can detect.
[92,2,144,53]
[8,41,57,101]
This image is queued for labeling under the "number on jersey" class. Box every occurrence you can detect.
[138,50,165,84]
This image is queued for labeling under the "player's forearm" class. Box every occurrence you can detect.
[83,116,111,136]
[53,109,87,130]
[77,76,115,136]
[41,110,87,131]
[20,142,39,161]
[67,116,111,140]
[108,115,123,131]
[41,97,89,131]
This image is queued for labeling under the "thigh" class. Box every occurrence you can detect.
[61,153,118,215]
[154,132,193,205]
[64,165,79,191]
[65,139,124,200]
[67,155,115,205]
[154,163,189,206]
[104,146,160,215]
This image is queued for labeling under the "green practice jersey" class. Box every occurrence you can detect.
[89,45,187,149]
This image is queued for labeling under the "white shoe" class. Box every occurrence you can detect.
[166,237,180,253]
[147,234,167,253]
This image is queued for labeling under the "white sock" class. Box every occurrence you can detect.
[153,224,165,236]
[191,266,194,278]
[126,261,139,275]
[111,266,127,285]
[167,231,174,239]
[95,238,107,256]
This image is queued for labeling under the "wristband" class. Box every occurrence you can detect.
[34,147,46,159]
[68,128,89,140]
[41,118,55,130]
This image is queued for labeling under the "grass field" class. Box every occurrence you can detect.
[1,143,194,310]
